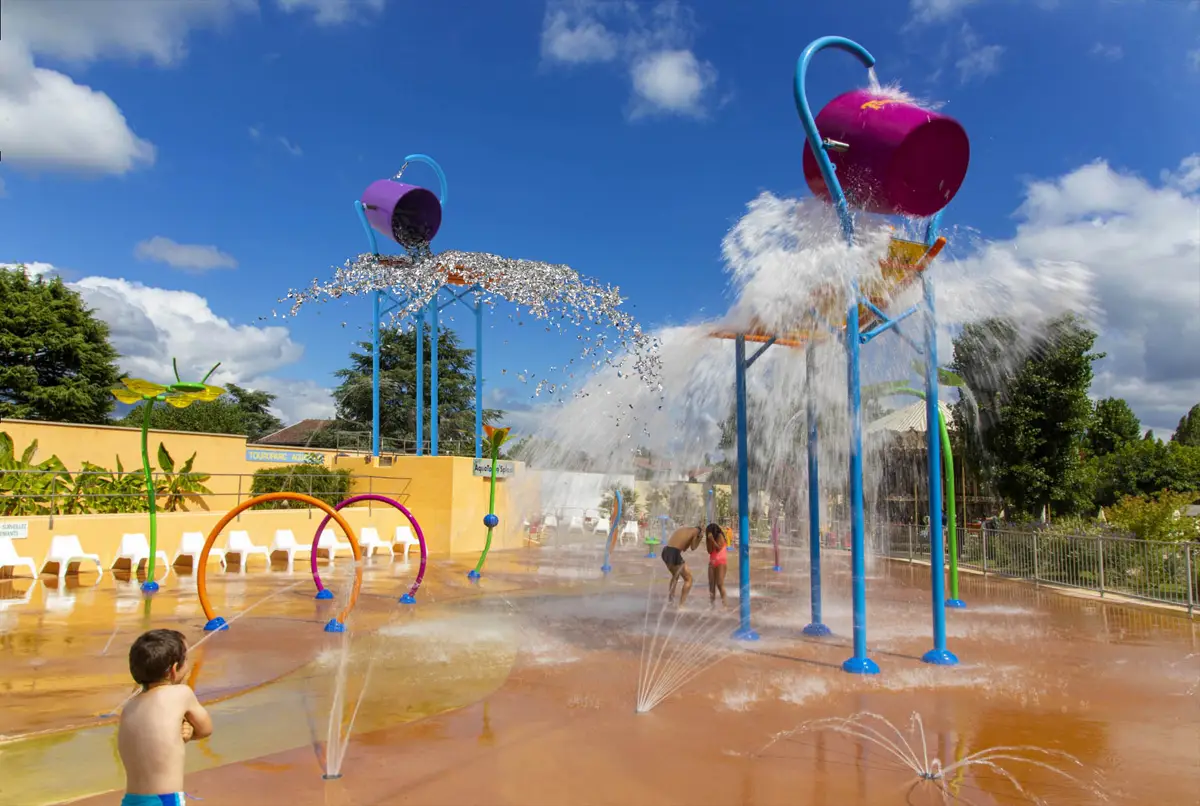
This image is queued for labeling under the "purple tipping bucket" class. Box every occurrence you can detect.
[802,90,969,218]
[360,179,443,247]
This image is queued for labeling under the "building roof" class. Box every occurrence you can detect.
[867,400,955,435]
[253,419,334,447]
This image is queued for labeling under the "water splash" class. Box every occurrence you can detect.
[762,711,1108,804]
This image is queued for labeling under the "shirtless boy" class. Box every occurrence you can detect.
[118,629,213,806]
[661,525,704,605]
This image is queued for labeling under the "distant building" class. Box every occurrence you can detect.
[253,419,333,448]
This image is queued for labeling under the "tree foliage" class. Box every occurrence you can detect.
[1106,490,1200,543]
[1087,436,1200,507]
[1172,403,1200,447]
[118,383,284,441]
[1086,397,1141,457]
[312,328,500,452]
[951,315,1101,518]
[0,266,121,424]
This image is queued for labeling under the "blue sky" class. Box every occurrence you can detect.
[1,0,1198,435]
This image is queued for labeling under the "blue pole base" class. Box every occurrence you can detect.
[467,569,481,580]
[772,565,783,572]
[399,593,416,604]
[945,598,967,609]
[323,619,346,633]
[140,580,160,594]
[802,622,832,637]
[315,589,335,600]
[841,656,881,675]
[732,626,760,641]
[645,551,656,558]
[203,617,228,632]
[921,647,959,666]
[601,564,612,573]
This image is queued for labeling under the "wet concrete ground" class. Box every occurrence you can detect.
[1,544,1196,805]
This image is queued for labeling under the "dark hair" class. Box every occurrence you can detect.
[705,523,725,551]
[129,629,188,687]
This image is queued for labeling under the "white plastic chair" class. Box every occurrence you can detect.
[217,530,269,571]
[41,535,103,581]
[315,529,352,562]
[567,516,585,534]
[268,529,309,569]
[0,578,36,611]
[593,517,611,535]
[619,521,639,546]
[358,527,393,558]
[393,526,420,562]
[0,538,38,579]
[112,533,170,574]
[543,514,558,531]
[173,531,223,570]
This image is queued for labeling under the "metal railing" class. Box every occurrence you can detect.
[873,522,1197,614]
[0,469,408,527]
[334,431,475,457]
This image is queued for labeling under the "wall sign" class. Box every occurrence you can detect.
[0,521,29,540]
[473,460,515,478]
[245,449,325,465]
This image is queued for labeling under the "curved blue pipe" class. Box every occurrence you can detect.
[793,36,876,245]
[403,153,448,206]
[602,488,622,573]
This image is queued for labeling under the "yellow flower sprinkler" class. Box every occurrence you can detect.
[468,424,510,580]
[111,359,224,592]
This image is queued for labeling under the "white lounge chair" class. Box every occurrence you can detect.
[315,529,352,562]
[619,521,640,546]
[173,531,223,570]
[268,529,309,569]
[393,526,420,562]
[567,516,585,534]
[112,533,170,575]
[0,537,38,579]
[593,517,611,535]
[358,527,393,558]
[543,514,559,531]
[41,535,103,581]
[216,530,269,571]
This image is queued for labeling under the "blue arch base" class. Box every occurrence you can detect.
[802,622,832,637]
[203,617,229,632]
[399,592,416,604]
[946,598,967,609]
[842,656,881,675]
[467,569,481,580]
[601,564,613,574]
[922,648,959,665]
[324,619,346,633]
[315,589,335,600]
[732,626,760,641]
[141,581,160,594]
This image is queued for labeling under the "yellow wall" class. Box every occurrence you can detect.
[1,421,532,565]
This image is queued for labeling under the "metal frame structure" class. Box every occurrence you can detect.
[353,154,487,461]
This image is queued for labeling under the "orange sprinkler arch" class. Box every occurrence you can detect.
[197,493,363,633]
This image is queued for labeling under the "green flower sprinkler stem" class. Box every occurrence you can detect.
[140,399,160,592]
[938,410,964,608]
[470,425,508,580]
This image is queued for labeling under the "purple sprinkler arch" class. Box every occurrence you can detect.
[310,494,428,605]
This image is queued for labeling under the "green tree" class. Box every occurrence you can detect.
[118,383,284,441]
[1089,437,1200,506]
[0,266,121,423]
[951,315,1101,518]
[1086,397,1142,456]
[314,328,500,452]
[1172,403,1200,447]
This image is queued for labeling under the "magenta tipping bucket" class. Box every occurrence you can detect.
[360,180,443,247]
[802,90,969,218]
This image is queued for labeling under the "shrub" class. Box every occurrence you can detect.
[1106,490,1200,543]
[249,464,352,509]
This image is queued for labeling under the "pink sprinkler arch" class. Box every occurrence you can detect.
[310,494,428,604]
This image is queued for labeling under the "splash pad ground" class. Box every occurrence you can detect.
[0,548,1196,806]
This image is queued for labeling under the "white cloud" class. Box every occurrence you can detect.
[629,49,715,119]
[946,156,1200,435]
[1090,43,1124,61]
[540,0,719,119]
[277,136,304,157]
[909,0,982,23]
[955,25,1004,83]
[275,0,386,26]
[0,262,334,424]
[249,125,262,140]
[1189,48,1200,72]
[134,237,238,273]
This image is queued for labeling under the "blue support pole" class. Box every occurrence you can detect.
[706,487,714,524]
[475,296,484,460]
[733,335,759,641]
[843,288,879,674]
[430,295,440,457]
[921,212,958,666]
[416,305,425,456]
[803,343,831,637]
[371,292,382,458]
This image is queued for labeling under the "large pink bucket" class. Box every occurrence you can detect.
[802,90,969,218]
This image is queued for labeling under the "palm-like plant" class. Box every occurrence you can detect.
[110,358,224,592]
[469,424,511,579]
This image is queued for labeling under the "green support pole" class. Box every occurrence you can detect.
[939,410,965,608]
[140,399,160,592]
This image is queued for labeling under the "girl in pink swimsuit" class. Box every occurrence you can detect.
[705,524,728,607]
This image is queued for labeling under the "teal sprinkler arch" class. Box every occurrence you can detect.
[794,35,966,672]
[601,489,623,574]
[356,154,488,461]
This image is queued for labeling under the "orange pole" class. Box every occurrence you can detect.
[197,492,362,631]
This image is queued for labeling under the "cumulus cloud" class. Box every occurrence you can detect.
[540,0,718,119]
[909,0,982,23]
[944,155,1200,434]
[0,261,333,424]
[955,24,1004,83]
[135,237,238,273]
[1090,43,1124,61]
[275,0,385,26]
